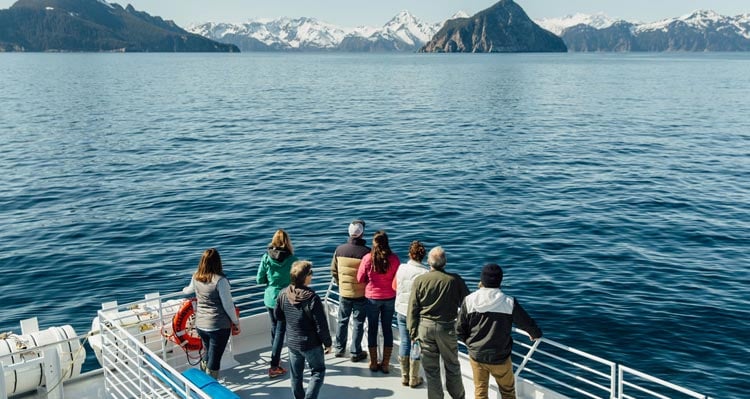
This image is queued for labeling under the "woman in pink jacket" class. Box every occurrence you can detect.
[357,230,400,373]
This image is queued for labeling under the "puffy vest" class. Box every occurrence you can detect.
[394,260,429,316]
[194,274,232,330]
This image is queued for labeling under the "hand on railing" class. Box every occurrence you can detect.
[513,326,541,342]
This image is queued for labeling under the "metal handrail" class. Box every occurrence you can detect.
[98,300,212,399]
[512,333,616,399]
[618,365,711,399]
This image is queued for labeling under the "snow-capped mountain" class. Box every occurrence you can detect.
[339,10,441,51]
[380,10,441,47]
[636,10,750,38]
[535,12,617,36]
[449,10,470,20]
[188,10,454,52]
[188,17,352,50]
[550,10,750,51]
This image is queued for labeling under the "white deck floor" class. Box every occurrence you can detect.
[222,344,426,399]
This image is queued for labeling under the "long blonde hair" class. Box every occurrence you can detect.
[194,248,223,283]
[270,229,294,254]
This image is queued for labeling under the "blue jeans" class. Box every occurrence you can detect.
[197,328,231,372]
[335,297,366,354]
[267,307,286,367]
[365,298,395,348]
[288,346,326,399]
[397,314,410,357]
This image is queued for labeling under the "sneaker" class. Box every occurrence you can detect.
[268,366,287,378]
[350,352,367,362]
[335,351,347,358]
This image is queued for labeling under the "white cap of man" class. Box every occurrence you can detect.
[348,219,365,238]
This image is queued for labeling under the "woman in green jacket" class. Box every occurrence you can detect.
[257,229,298,378]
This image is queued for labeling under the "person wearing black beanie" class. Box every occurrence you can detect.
[457,264,543,399]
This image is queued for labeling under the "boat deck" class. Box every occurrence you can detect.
[3,280,711,399]
[224,344,428,399]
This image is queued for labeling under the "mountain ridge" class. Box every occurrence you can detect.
[536,9,750,51]
[188,10,454,52]
[0,0,238,52]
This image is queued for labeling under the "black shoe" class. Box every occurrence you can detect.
[350,352,367,362]
[335,351,347,358]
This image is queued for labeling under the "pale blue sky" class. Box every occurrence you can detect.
[1,0,748,26]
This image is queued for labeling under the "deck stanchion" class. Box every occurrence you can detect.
[514,338,541,378]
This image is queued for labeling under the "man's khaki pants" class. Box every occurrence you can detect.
[469,356,516,399]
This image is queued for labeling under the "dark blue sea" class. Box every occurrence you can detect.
[1,53,749,397]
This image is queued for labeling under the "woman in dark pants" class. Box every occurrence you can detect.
[257,229,298,378]
[183,248,240,379]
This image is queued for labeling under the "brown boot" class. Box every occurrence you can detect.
[368,347,380,371]
[399,356,410,385]
[380,346,393,374]
[409,359,423,388]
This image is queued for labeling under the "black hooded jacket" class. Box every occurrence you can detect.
[275,285,332,351]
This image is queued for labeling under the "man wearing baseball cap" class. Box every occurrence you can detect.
[330,219,370,361]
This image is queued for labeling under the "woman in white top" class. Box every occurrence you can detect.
[392,240,428,388]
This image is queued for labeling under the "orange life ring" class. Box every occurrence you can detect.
[171,298,202,351]
[171,299,241,350]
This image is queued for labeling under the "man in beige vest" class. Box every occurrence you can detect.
[330,219,370,361]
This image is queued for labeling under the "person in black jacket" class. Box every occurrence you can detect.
[456,264,542,399]
[276,260,332,399]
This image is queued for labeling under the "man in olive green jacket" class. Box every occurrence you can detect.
[407,246,470,399]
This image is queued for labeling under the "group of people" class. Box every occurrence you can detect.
[185,219,543,399]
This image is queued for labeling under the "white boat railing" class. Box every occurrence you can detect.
[510,331,617,398]
[97,293,212,399]
[93,267,331,399]
[508,320,711,399]
[618,365,709,399]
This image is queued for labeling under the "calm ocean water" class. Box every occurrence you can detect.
[1,53,749,397]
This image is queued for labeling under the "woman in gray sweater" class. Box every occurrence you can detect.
[183,248,241,379]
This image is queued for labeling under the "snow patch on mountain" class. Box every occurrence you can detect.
[535,13,617,35]
[96,0,113,9]
[737,13,750,39]
[449,10,470,20]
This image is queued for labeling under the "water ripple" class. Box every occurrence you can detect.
[0,53,749,397]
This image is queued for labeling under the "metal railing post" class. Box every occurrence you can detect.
[615,364,622,399]
[514,338,541,378]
